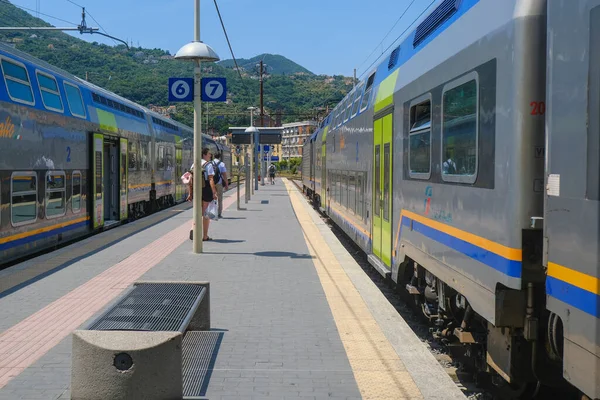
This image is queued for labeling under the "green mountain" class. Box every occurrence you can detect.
[219,54,313,75]
[0,1,353,135]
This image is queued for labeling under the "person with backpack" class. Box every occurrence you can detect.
[211,152,229,218]
[187,148,218,241]
[268,163,276,184]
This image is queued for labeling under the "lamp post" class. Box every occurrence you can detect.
[175,0,219,254]
[247,107,257,194]
[245,125,259,195]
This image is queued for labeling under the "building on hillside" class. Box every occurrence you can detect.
[148,105,177,117]
[281,121,317,160]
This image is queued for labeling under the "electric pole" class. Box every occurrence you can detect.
[259,60,265,127]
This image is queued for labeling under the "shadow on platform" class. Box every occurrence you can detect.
[205,251,314,259]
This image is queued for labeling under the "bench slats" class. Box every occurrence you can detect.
[88,283,206,333]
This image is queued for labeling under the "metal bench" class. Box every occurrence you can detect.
[71,281,210,400]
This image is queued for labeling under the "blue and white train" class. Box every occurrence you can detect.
[302,0,599,398]
[0,43,231,266]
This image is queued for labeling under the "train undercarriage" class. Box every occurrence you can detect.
[397,259,582,399]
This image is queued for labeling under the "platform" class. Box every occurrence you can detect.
[0,180,465,400]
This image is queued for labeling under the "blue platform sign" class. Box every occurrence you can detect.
[168,78,194,102]
[201,78,227,102]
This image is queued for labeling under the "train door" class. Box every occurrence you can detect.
[119,138,128,221]
[91,133,127,230]
[371,113,393,268]
[103,139,119,226]
[175,146,183,202]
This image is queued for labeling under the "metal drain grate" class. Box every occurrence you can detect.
[88,283,206,332]
[182,331,224,399]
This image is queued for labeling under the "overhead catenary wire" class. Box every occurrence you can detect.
[355,0,418,74]
[212,0,249,93]
[62,0,120,47]
[84,9,118,46]
[0,0,79,26]
[358,0,436,80]
[64,0,83,8]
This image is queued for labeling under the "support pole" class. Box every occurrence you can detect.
[260,60,264,127]
[245,162,250,203]
[254,130,259,191]
[245,146,249,202]
[192,0,203,254]
[260,144,264,186]
[236,174,242,210]
[251,135,255,194]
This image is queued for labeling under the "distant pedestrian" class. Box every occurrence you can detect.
[268,163,276,184]
[212,152,229,218]
[187,148,218,241]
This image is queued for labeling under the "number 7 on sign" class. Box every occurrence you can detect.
[208,82,220,96]
[201,78,227,102]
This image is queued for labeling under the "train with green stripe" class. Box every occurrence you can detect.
[0,43,231,267]
[302,0,599,398]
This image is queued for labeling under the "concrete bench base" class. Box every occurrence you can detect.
[71,330,182,400]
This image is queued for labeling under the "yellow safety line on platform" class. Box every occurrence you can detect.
[284,180,423,400]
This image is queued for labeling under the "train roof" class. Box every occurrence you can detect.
[0,41,224,143]
[0,42,146,113]
[324,0,485,124]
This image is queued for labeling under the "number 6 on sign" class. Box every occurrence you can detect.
[201,77,227,102]
[168,78,194,102]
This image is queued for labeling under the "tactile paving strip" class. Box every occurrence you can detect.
[285,180,425,400]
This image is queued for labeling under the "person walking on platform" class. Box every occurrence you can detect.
[212,152,229,218]
[187,148,218,241]
[268,163,276,184]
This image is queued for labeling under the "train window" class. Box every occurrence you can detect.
[157,146,165,171]
[72,171,82,213]
[45,171,66,218]
[352,84,364,117]
[328,171,333,201]
[356,173,364,220]
[140,142,150,170]
[331,108,338,129]
[348,171,356,214]
[11,172,37,226]
[344,94,354,122]
[337,172,342,205]
[64,82,86,119]
[1,58,35,105]
[331,171,336,203]
[341,171,347,208]
[360,73,376,112]
[166,147,173,171]
[409,96,432,179]
[128,141,138,171]
[36,71,63,112]
[442,73,479,184]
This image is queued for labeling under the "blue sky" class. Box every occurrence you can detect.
[9,0,436,77]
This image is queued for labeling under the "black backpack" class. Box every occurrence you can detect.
[211,160,222,184]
